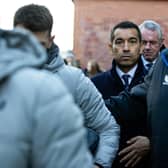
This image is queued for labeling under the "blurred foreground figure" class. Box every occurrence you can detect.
[14,4,120,168]
[0,28,92,168]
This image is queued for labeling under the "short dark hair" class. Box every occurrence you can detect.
[110,21,142,43]
[13,4,53,35]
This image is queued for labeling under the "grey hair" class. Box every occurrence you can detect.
[139,20,163,41]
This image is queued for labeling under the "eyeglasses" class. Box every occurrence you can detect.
[142,40,160,47]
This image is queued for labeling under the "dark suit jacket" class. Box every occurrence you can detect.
[91,58,149,168]
[92,59,147,99]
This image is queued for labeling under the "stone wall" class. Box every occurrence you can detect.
[73,0,168,69]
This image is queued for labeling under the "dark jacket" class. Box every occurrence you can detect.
[147,49,168,168]
[92,59,149,168]
[106,49,168,168]
[0,28,93,168]
[91,59,147,99]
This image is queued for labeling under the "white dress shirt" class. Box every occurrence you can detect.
[141,55,157,70]
[116,64,138,85]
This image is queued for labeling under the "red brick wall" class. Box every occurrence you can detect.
[73,0,168,69]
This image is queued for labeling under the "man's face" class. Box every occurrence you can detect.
[141,28,162,62]
[110,28,141,72]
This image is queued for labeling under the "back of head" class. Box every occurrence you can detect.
[13,4,53,35]
[0,28,47,80]
[110,21,142,43]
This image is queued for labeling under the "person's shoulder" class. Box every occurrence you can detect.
[91,70,109,82]
[10,67,65,92]
[60,65,85,80]
[65,65,83,73]
[11,68,48,84]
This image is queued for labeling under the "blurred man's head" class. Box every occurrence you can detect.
[109,21,142,73]
[139,20,164,62]
[13,4,54,49]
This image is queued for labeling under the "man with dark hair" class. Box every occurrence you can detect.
[14,4,54,49]
[111,20,165,168]
[110,21,142,44]
[92,21,149,168]
[14,4,120,168]
[106,48,168,168]
[92,21,146,98]
[0,28,93,168]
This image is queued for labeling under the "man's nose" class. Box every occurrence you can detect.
[123,41,129,51]
[144,42,151,49]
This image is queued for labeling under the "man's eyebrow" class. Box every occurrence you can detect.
[129,37,138,40]
[115,37,123,40]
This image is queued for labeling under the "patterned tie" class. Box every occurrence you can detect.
[146,63,153,71]
[122,74,130,90]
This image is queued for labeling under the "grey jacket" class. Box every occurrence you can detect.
[0,28,92,168]
[44,43,120,168]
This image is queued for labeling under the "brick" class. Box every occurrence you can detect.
[73,0,168,69]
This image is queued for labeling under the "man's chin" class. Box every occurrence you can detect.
[144,55,154,62]
[119,63,136,68]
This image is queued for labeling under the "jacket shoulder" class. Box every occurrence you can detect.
[8,68,68,99]
[56,65,86,95]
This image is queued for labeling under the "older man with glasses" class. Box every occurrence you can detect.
[139,20,164,72]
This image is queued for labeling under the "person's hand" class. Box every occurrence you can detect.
[94,165,101,168]
[118,136,150,167]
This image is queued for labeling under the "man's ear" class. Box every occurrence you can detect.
[48,35,55,48]
[161,38,164,43]
[108,42,113,53]
[160,38,164,46]
[108,43,112,47]
[108,43,112,49]
[140,45,144,55]
[139,41,143,54]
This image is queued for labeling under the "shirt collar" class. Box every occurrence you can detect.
[116,64,138,84]
[141,55,157,69]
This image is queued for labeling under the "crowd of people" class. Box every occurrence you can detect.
[0,3,167,168]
